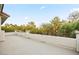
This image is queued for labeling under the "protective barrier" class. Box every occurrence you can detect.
[16,32,76,51]
[0,30,5,41]
[75,31,79,52]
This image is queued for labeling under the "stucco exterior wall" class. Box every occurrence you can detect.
[16,32,76,51]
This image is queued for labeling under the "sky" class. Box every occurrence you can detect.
[3,4,79,26]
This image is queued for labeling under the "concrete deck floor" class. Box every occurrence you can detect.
[0,33,79,55]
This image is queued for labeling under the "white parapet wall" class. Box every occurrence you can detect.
[26,34,76,50]
[16,32,76,50]
[75,31,79,52]
[0,30,5,41]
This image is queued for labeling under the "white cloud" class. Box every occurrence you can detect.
[25,17,28,20]
[25,16,35,24]
[70,8,79,13]
[40,6,45,10]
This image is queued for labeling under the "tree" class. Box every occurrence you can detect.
[50,16,62,35]
[40,23,52,35]
[68,10,79,21]
[26,21,36,33]
[1,24,15,32]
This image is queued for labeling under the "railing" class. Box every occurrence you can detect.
[0,30,5,41]
[75,31,79,52]
[15,32,76,51]
[1,31,79,52]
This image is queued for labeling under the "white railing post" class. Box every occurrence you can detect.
[75,31,79,52]
[0,16,5,41]
[0,16,1,40]
[0,16,1,31]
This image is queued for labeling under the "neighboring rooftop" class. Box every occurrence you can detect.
[0,4,10,24]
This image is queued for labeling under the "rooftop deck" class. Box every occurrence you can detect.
[0,32,79,55]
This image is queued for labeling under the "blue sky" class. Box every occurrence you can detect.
[3,4,79,26]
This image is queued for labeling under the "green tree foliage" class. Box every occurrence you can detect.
[50,17,62,35]
[1,24,15,32]
[68,11,79,21]
[40,23,52,35]
[1,14,79,38]
[26,21,36,33]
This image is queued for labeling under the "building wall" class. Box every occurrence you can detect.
[16,32,76,51]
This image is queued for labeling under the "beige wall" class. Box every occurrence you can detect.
[75,31,79,52]
[0,30,5,41]
[16,32,76,51]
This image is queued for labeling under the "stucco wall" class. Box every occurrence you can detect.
[0,30,5,41]
[16,32,76,50]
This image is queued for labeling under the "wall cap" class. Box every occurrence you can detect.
[75,30,79,34]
